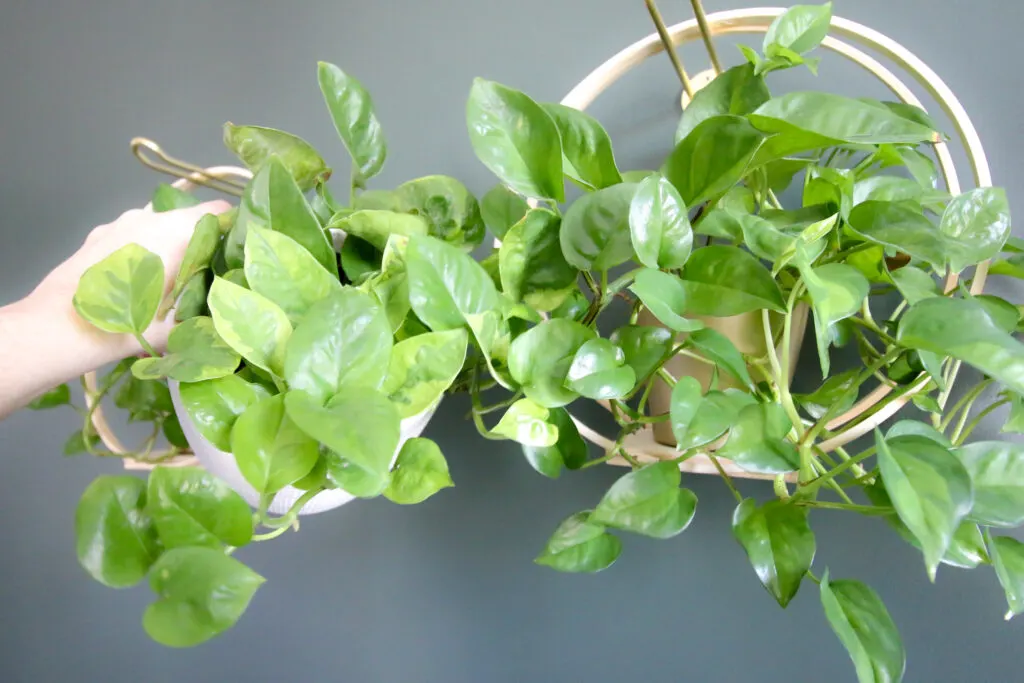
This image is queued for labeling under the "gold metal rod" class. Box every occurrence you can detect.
[131,137,246,197]
[689,0,723,74]
[644,0,694,97]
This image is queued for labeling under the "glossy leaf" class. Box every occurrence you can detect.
[258,156,338,276]
[330,210,428,253]
[793,370,858,420]
[591,462,697,539]
[801,263,870,376]
[75,475,158,588]
[955,441,1024,528]
[820,573,906,683]
[989,534,1024,620]
[73,243,164,335]
[318,61,386,182]
[564,339,636,400]
[383,438,453,505]
[677,389,758,450]
[481,184,529,239]
[499,208,577,306]
[688,328,754,388]
[680,245,786,316]
[542,102,622,189]
[669,377,704,448]
[466,78,563,201]
[393,175,486,247]
[230,394,319,495]
[662,115,766,205]
[243,227,342,324]
[535,512,622,573]
[886,420,952,448]
[179,375,270,452]
[131,316,240,383]
[629,174,693,269]
[28,384,70,410]
[732,499,816,607]
[940,187,1012,273]
[406,235,499,331]
[847,201,945,268]
[521,407,588,478]
[492,399,559,447]
[508,319,595,407]
[676,64,770,142]
[143,547,264,648]
[889,265,939,304]
[629,268,702,333]
[283,288,392,403]
[559,182,637,271]
[876,432,974,580]
[208,277,292,376]
[222,123,327,191]
[898,296,1024,397]
[719,403,800,474]
[763,2,832,55]
[147,466,253,549]
[152,183,199,212]
[285,388,401,496]
[170,214,220,304]
[383,329,467,418]
[610,325,674,380]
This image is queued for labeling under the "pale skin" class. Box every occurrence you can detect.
[0,200,232,420]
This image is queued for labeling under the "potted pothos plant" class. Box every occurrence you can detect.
[454,4,1024,682]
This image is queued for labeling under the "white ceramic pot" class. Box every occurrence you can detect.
[169,381,438,516]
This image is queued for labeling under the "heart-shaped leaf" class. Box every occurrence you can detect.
[680,246,786,316]
[143,547,264,648]
[492,399,559,447]
[629,268,703,332]
[610,325,674,380]
[169,213,221,306]
[147,466,253,549]
[466,79,563,201]
[318,61,387,182]
[564,338,636,400]
[508,319,596,407]
[591,461,698,539]
[521,407,588,478]
[669,376,704,449]
[629,174,693,269]
[393,175,485,247]
[406,235,499,331]
[152,184,200,212]
[719,403,800,474]
[222,123,327,191]
[75,475,159,588]
[481,184,530,240]
[820,572,906,683]
[534,512,622,573]
[676,389,758,450]
[208,277,292,376]
[847,200,945,268]
[499,208,577,306]
[131,316,240,383]
[178,375,270,452]
[889,265,940,304]
[940,187,1011,273]
[541,103,622,190]
[662,116,766,205]
[687,328,754,388]
[73,243,164,335]
[732,498,815,607]
[230,394,320,495]
[559,182,637,271]
[383,329,468,418]
[383,438,453,505]
[989,533,1024,620]
[955,441,1024,528]
[800,263,870,376]
[676,64,770,143]
[763,2,832,55]
[328,210,429,252]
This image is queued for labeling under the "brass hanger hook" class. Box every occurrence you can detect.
[130,137,247,197]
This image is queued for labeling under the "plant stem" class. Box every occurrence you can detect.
[796,500,892,515]
[940,379,993,432]
[954,398,1010,445]
[252,525,292,542]
[657,368,678,388]
[709,455,743,503]
[802,448,876,496]
[846,316,898,346]
[762,309,804,440]
[261,488,323,530]
[133,334,159,358]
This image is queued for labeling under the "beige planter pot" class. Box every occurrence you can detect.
[642,304,810,447]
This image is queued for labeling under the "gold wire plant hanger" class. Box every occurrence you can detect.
[87,1,992,479]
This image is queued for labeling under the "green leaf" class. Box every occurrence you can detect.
[976,294,1021,334]
[208,277,292,376]
[564,338,636,400]
[988,534,1024,620]
[147,466,253,549]
[719,403,800,474]
[222,123,328,191]
[898,296,1024,397]
[317,61,387,182]
[669,376,704,448]
[629,174,693,269]
[28,383,71,410]
[163,414,189,449]
[331,209,427,252]
[955,441,1024,528]
[847,201,945,268]
[889,265,939,304]
[481,184,529,240]
[174,271,209,322]
[1003,394,1024,434]
[383,438,453,505]
[115,373,173,423]
[285,388,401,497]
[393,175,485,247]
[339,235,380,284]
[167,214,221,310]
[688,327,754,388]
[283,288,392,403]
[178,375,270,452]
[677,389,758,450]
[230,394,320,495]
[521,407,588,478]
[675,64,770,143]
[72,243,164,335]
[876,431,973,580]
[492,399,559,447]
[852,175,947,209]
[662,115,766,205]
[732,499,815,607]
[820,572,906,683]
[886,420,952,448]
[534,512,622,573]
[143,547,264,648]
[64,428,101,456]
[406,235,499,331]
[508,319,596,407]
[152,183,200,212]
[793,370,858,419]
[383,329,467,418]
[130,317,239,383]
[763,2,832,54]
[466,78,563,201]
[499,208,577,306]
[559,182,637,271]
[940,187,1012,273]
[610,325,674,380]
[75,475,159,588]
[591,462,698,539]
[680,245,786,316]
[629,268,702,333]
[801,263,870,376]
[541,102,622,190]
[242,227,343,325]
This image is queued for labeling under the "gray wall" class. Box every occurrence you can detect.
[2,1,1023,681]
